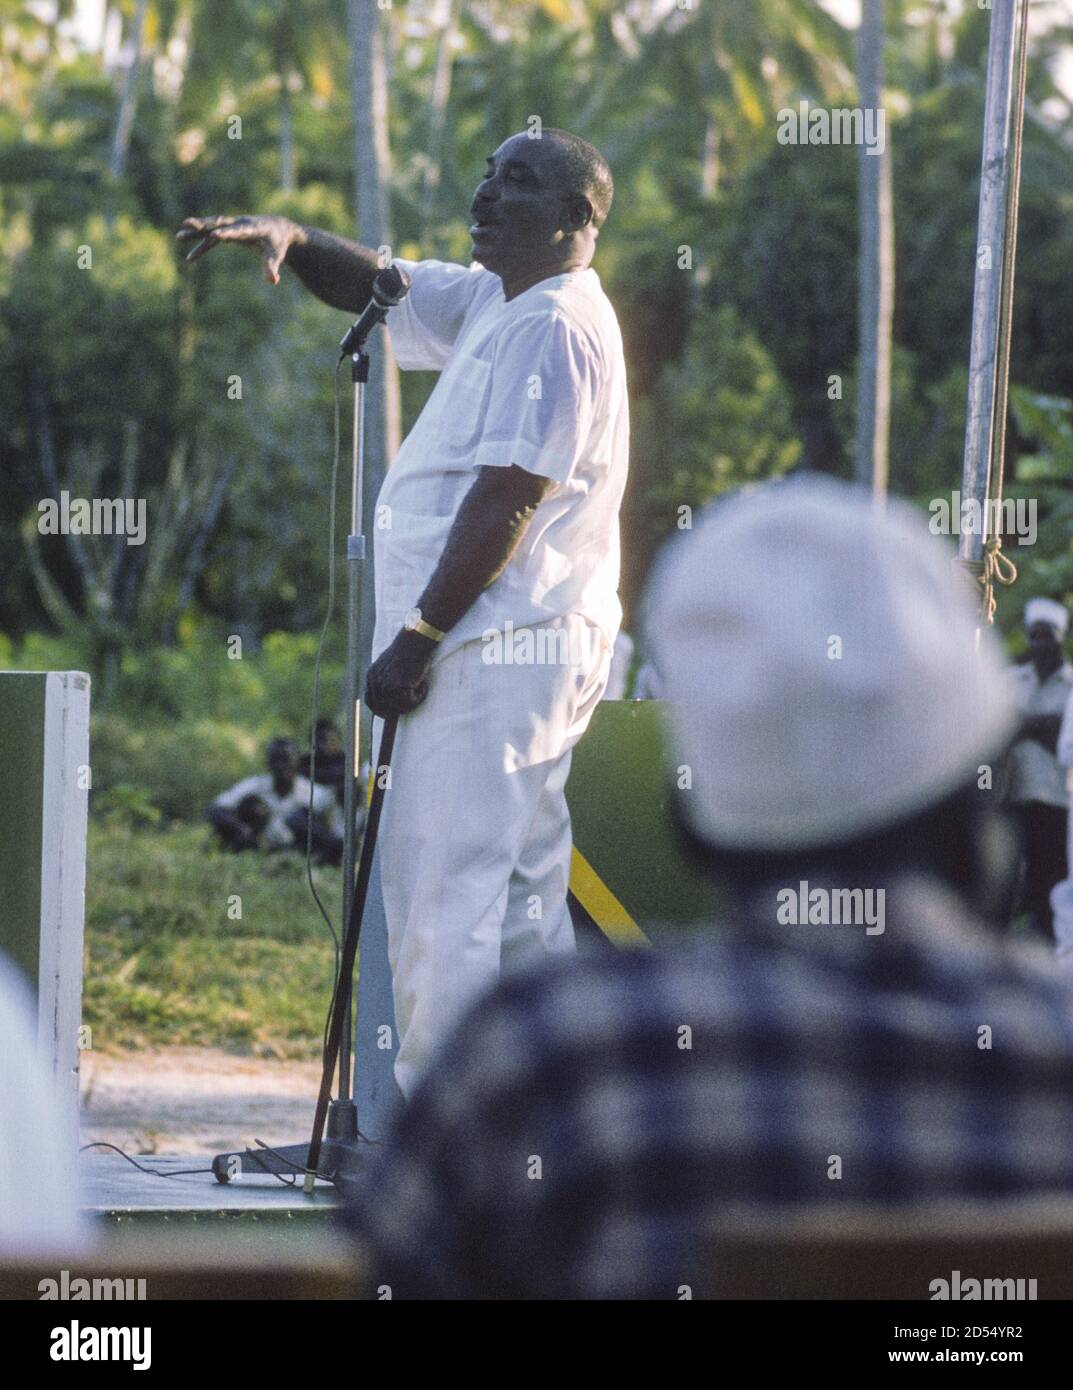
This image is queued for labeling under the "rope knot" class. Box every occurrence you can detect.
[976,534,1018,624]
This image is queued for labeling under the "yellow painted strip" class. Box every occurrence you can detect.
[570,847,650,948]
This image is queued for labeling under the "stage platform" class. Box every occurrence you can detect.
[82,1152,347,1239]
[0,1154,368,1298]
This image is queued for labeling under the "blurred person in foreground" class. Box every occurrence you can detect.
[347,475,1073,1301]
[1006,599,1072,940]
[0,953,85,1256]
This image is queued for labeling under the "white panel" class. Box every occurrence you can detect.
[37,671,90,1155]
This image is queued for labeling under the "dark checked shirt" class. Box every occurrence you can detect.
[349,873,1073,1300]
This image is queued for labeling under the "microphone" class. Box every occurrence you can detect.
[339,264,412,358]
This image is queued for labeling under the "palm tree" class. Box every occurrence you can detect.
[109,0,151,180]
[183,0,341,193]
[420,0,461,242]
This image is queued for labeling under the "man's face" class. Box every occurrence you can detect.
[316,725,342,757]
[1028,621,1060,653]
[1027,621,1062,673]
[469,134,584,276]
[268,746,298,788]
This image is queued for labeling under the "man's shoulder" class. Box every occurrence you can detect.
[492,274,621,375]
[226,774,268,797]
[524,269,617,331]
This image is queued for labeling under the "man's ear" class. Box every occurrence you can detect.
[565,195,594,232]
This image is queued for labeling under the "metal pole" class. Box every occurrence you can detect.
[959,0,1020,566]
[336,354,368,1114]
[855,0,893,499]
[305,712,399,1193]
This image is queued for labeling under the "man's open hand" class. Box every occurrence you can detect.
[364,629,437,718]
[176,215,299,285]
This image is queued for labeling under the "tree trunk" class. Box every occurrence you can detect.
[347,0,401,671]
[421,0,460,245]
[168,456,239,640]
[700,110,720,200]
[109,0,150,181]
[855,0,894,497]
[279,79,296,192]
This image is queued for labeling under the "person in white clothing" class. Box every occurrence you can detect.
[178,128,628,1095]
[1006,598,1072,940]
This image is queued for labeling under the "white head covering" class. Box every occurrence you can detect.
[646,474,1018,852]
[1024,597,1069,639]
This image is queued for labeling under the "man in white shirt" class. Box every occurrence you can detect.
[179,129,628,1094]
[1007,598,1073,939]
[208,737,342,864]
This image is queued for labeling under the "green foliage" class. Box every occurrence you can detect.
[5,0,1073,645]
[655,304,800,503]
[715,139,858,474]
[3,213,178,441]
[7,624,343,819]
[93,783,164,830]
[1001,388,1073,637]
[91,715,259,821]
[4,1,1073,665]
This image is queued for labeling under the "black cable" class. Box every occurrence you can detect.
[78,1138,355,1189]
[247,1137,354,1184]
[79,1141,214,1179]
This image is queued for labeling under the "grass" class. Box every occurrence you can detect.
[83,818,342,1058]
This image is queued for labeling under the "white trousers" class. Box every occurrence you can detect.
[375,614,611,1098]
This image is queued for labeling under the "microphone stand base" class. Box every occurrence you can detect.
[211,1131,374,1200]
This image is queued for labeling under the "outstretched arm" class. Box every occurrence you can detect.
[177,215,380,313]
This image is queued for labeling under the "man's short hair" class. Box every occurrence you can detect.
[544,128,613,229]
[267,737,296,760]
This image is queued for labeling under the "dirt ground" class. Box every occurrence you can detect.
[79,1047,324,1156]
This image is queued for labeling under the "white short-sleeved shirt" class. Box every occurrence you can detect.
[375,259,629,663]
[1057,683,1073,780]
[213,774,338,846]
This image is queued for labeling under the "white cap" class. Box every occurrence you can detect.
[646,475,1018,852]
[1025,597,1068,638]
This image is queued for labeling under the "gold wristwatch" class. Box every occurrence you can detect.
[404,607,445,643]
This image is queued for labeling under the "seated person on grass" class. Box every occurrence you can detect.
[206,737,342,866]
[299,718,347,810]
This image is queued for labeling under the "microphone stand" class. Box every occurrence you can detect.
[211,268,410,1194]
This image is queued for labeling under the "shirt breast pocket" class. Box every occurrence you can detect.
[439,355,492,455]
